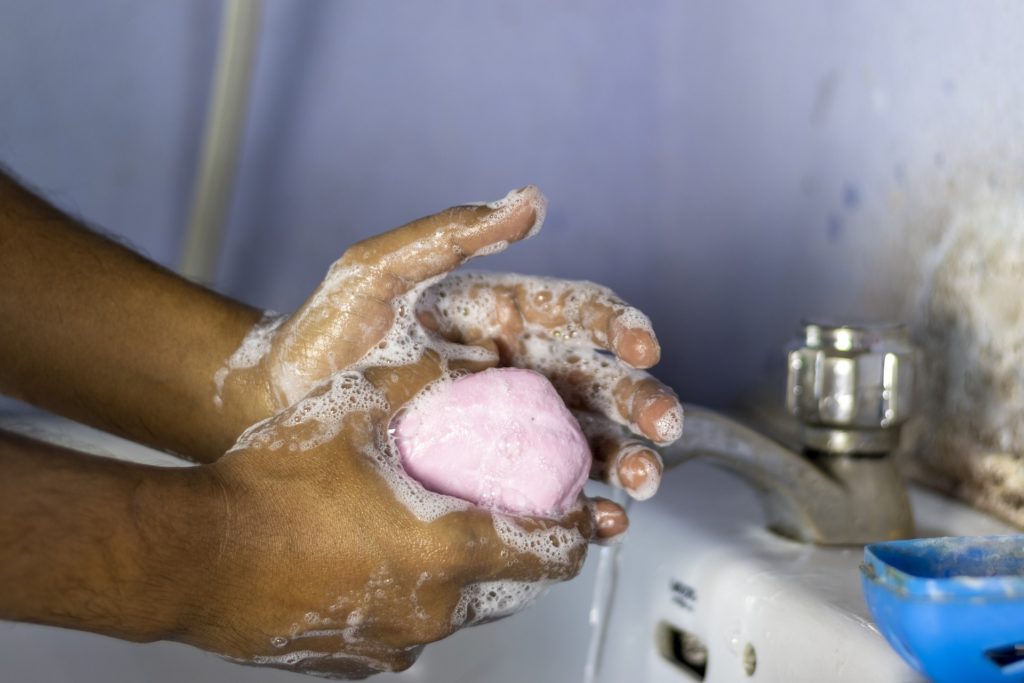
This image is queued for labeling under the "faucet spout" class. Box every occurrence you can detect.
[662,404,914,545]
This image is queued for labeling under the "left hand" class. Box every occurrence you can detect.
[219,186,679,506]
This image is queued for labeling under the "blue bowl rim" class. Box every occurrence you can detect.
[862,535,1024,603]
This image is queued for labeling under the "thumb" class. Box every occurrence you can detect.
[335,185,547,300]
[269,187,546,406]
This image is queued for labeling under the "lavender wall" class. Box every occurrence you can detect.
[4,0,1024,407]
[0,0,219,263]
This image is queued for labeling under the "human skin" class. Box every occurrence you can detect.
[0,362,598,677]
[0,173,681,676]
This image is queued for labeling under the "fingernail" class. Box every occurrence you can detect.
[483,186,546,238]
[617,448,663,501]
[610,306,658,363]
[612,320,660,369]
[654,403,684,444]
[592,498,629,539]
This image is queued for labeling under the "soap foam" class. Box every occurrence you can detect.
[409,571,432,621]
[425,272,655,351]
[654,403,684,444]
[213,312,286,408]
[473,239,510,257]
[214,188,611,665]
[418,273,672,445]
[479,186,548,239]
[607,445,664,501]
[492,514,587,569]
[233,298,477,523]
[229,370,388,454]
[451,580,549,627]
[611,306,655,338]
[369,435,472,523]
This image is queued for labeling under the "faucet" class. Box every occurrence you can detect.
[661,320,916,545]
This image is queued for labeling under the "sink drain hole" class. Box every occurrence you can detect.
[655,621,708,680]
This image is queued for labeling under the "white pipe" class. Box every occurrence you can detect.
[179,0,263,284]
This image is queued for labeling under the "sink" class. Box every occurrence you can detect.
[0,414,1017,682]
[595,462,1017,683]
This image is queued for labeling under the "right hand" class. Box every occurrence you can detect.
[187,352,601,678]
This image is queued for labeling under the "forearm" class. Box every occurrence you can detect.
[0,172,274,461]
[0,429,223,641]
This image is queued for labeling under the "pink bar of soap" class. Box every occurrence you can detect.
[393,367,592,516]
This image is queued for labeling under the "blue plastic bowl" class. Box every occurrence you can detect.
[861,535,1024,683]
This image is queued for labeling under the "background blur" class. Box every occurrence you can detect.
[3,0,1024,409]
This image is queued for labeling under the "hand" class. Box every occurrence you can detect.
[218,187,547,413]
[417,272,681,501]
[0,180,678,679]
[217,186,681,503]
[190,353,599,677]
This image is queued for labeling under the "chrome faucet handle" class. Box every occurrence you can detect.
[786,320,916,454]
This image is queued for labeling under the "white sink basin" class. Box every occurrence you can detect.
[595,461,1016,683]
[0,414,1017,682]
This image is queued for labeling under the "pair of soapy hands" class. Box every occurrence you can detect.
[203,187,682,677]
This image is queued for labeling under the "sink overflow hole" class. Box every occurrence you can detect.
[656,621,708,680]
[743,642,757,677]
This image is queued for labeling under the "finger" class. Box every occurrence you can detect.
[610,373,684,446]
[516,340,683,445]
[445,500,625,627]
[444,343,500,374]
[453,506,593,584]
[268,189,546,406]
[422,274,661,368]
[574,411,663,500]
[417,280,524,361]
[417,278,680,443]
[511,279,661,368]
[417,311,501,374]
[339,186,547,301]
[591,497,629,543]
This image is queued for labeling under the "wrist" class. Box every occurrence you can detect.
[213,312,287,447]
[217,359,278,439]
[131,465,230,641]
[0,435,231,644]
